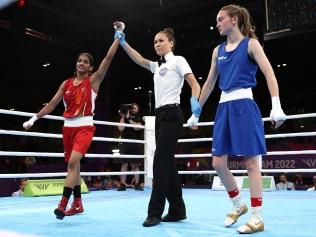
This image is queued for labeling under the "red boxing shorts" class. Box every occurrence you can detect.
[62,125,96,162]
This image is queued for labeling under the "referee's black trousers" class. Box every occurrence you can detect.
[147,105,186,218]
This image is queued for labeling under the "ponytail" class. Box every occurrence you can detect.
[221,4,257,39]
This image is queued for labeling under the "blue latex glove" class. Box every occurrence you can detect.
[190,96,202,117]
[114,31,126,47]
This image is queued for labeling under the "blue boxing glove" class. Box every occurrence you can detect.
[114,31,126,47]
[190,96,202,117]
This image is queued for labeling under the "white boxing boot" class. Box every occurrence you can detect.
[224,195,248,227]
[237,207,264,234]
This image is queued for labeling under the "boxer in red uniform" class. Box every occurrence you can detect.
[23,22,124,220]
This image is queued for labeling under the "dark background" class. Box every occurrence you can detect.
[1,0,315,123]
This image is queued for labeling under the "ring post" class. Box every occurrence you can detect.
[144,116,156,188]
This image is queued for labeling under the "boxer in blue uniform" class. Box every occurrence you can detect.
[187,4,286,234]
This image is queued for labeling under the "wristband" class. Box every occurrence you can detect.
[29,115,38,124]
[271,96,281,110]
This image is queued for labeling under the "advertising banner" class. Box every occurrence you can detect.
[23,178,88,197]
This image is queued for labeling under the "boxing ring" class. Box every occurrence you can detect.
[1,108,316,237]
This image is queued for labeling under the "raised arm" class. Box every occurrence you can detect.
[112,26,152,72]
[121,42,152,71]
[90,37,120,92]
[23,81,65,130]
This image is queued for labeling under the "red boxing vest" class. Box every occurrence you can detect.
[63,77,97,118]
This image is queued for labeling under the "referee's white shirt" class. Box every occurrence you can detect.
[149,52,192,109]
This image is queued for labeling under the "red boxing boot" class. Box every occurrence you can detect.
[54,196,69,220]
[65,198,84,216]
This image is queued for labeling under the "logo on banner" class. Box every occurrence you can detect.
[34,183,49,190]
[302,159,316,168]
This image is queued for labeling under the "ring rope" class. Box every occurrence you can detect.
[0,129,145,144]
[1,168,315,179]
[265,132,316,139]
[0,109,144,129]
[1,109,316,180]
[178,138,214,143]
[181,113,316,127]
[0,171,146,179]
[1,129,315,144]
[2,109,316,128]
[178,169,316,174]
[178,132,316,143]
[0,151,145,158]
[1,150,315,158]
[174,150,316,158]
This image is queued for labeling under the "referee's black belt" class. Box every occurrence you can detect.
[155,103,180,112]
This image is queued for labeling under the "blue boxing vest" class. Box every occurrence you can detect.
[216,37,258,91]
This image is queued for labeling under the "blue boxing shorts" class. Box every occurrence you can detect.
[212,98,267,157]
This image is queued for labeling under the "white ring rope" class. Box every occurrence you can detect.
[174,150,316,158]
[0,109,144,129]
[183,121,214,127]
[1,150,315,158]
[182,113,316,127]
[1,109,316,127]
[1,129,315,145]
[1,168,315,179]
[178,132,316,143]
[0,109,64,121]
[0,129,144,144]
[178,169,316,175]
[0,151,145,158]
[265,132,316,139]
[178,138,214,143]
[262,113,316,121]
[0,171,146,179]
[1,109,316,179]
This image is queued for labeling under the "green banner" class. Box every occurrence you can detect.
[23,178,89,197]
[212,176,276,191]
[242,176,275,190]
